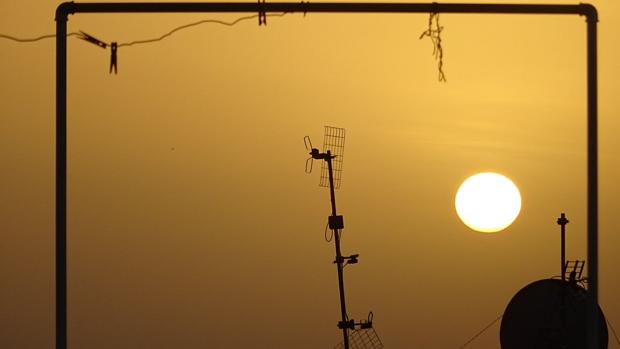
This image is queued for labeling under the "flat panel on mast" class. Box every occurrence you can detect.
[333,328,384,349]
[320,126,346,189]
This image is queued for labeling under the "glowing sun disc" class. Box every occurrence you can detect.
[455,172,521,233]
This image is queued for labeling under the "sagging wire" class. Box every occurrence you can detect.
[118,12,288,48]
[458,314,502,349]
[94,12,289,73]
[0,32,80,42]
[419,10,447,82]
[3,6,449,81]
[608,317,620,347]
[0,12,290,74]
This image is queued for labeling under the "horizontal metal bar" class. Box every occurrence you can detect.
[57,2,597,21]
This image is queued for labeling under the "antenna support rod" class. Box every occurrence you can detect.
[325,150,351,349]
[557,213,569,281]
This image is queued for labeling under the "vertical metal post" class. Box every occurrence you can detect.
[326,151,349,349]
[586,8,599,349]
[55,8,68,349]
[557,213,568,281]
[557,212,569,345]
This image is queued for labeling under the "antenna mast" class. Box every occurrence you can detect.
[305,127,380,349]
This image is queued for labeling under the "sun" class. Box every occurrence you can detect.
[455,172,522,233]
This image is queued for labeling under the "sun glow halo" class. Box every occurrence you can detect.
[455,172,521,233]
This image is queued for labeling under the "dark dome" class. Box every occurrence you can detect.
[500,279,608,349]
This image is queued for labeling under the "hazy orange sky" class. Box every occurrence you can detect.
[1,1,619,348]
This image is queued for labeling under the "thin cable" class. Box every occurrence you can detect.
[608,318,620,347]
[118,12,288,47]
[458,314,502,349]
[324,221,333,242]
[1,12,289,47]
[0,32,80,42]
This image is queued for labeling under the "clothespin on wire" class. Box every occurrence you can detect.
[109,42,118,74]
[258,0,267,25]
[77,31,118,75]
[77,31,107,49]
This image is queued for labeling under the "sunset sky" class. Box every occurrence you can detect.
[1,1,619,348]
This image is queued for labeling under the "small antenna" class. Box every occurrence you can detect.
[333,312,384,349]
[304,126,346,189]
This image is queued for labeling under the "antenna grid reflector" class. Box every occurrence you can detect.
[333,328,384,349]
[320,126,345,189]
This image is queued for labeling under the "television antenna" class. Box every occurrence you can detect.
[305,126,382,349]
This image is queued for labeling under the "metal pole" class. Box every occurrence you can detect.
[557,213,568,281]
[55,6,68,349]
[586,9,599,349]
[557,212,569,346]
[326,152,350,349]
[56,2,593,15]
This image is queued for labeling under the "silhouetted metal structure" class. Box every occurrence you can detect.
[320,127,345,190]
[558,213,569,282]
[500,279,608,349]
[500,214,608,349]
[55,3,599,349]
[306,127,378,349]
[334,327,384,349]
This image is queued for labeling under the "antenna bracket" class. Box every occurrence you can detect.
[335,254,359,265]
[337,315,374,330]
[338,319,355,330]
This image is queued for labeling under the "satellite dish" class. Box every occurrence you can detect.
[500,279,608,349]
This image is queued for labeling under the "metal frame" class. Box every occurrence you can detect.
[55,2,599,348]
